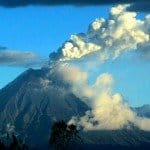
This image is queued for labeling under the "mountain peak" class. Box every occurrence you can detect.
[0,68,89,145]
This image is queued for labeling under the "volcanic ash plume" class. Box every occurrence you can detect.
[50,5,150,131]
[50,5,150,63]
[58,66,150,131]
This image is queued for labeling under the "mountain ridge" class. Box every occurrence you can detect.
[0,68,149,148]
[0,68,89,145]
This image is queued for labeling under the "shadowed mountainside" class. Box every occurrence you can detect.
[0,67,150,148]
[0,67,89,146]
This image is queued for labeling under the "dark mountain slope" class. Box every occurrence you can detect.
[134,105,150,118]
[0,67,150,148]
[81,127,150,146]
[0,68,89,145]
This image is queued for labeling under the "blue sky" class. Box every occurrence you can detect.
[0,5,109,87]
[0,5,149,106]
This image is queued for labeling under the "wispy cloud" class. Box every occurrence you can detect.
[0,48,47,67]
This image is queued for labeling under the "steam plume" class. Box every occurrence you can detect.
[50,5,150,131]
[57,65,150,131]
[50,5,150,63]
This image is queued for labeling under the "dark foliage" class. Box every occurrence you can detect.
[0,139,6,150]
[49,120,81,150]
[0,134,28,150]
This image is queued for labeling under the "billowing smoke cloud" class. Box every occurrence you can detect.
[57,65,150,131]
[50,5,150,63]
[0,49,45,67]
[50,5,150,131]
[0,0,150,13]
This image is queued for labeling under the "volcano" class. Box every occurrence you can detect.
[0,67,150,149]
[0,67,89,146]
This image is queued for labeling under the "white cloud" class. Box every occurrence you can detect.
[52,5,150,62]
[62,34,101,60]
[58,65,150,131]
[0,49,46,67]
[52,5,150,131]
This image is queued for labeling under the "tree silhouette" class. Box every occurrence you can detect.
[49,120,81,150]
[0,139,5,150]
[8,134,28,150]
[0,134,28,150]
[9,134,19,150]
